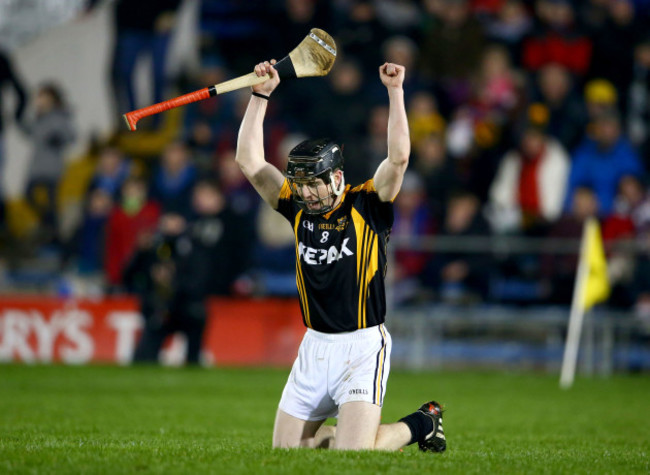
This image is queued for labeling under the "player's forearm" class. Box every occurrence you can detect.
[236,96,269,176]
[386,87,410,168]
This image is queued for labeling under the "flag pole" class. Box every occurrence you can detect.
[559,218,591,389]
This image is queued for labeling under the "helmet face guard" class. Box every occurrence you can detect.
[286,138,345,215]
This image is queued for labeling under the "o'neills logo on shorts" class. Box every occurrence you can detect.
[298,238,354,265]
[349,389,369,395]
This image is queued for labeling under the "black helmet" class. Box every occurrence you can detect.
[286,138,345,214]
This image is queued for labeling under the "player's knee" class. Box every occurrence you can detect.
[332,442,375,451]
[272,437,299,449]
[273,436,314,449]
[332,438,376,451]
[273,427,314,449]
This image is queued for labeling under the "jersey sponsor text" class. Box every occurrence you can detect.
[298,238,354,265]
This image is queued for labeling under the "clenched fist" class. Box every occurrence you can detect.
[379,63,405,89]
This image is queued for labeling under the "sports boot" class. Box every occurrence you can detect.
[417,401,446,453]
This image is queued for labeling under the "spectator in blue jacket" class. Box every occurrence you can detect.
[150,141,197,218]
[564,109,643,215]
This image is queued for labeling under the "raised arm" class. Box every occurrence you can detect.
[235,60,286,209]
[373,63,410,202]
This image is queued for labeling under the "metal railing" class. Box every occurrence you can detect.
[390,235,646,254]
[384,234,650,373]
[386,304,650,373]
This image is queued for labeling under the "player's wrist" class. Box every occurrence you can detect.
[252,91,270,100]
[387,87,405,101]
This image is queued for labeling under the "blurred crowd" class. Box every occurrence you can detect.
[1,0,650,320]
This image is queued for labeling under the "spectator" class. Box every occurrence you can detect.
[419,0,486,107]
[445,105,506,202]
[474,44,519,118]
[315,60,370,167]
[603,175,650,241]
[198,0,270,74]
[584,79,619,123]
[602,176,649,307]
[471,0,507,17]
[377,36,428,101]
[627,37,650,169]
[522,0,592,76]
[632,232,650,324]
[247,200,297,296]
[70,188,113,275]
[131,179,251,364]
[407,90,446,150]
[305,59,370,163]
[534,63,587,151]
[578,0,610,33]
[0,49,28,195]
[245,134,306,296]
[183,60,236,170]
[625,178,650,236]
[392,171,436,305]
[25,83,76,238]
[412,132,459,221]
[446,107,477,160]
[111,0,182,124]
[150,140,198,218]
[542,186,600,304]
[488,103,570,234]
[105,177,161,288]
[564,109,643,215]
[484,0,533,62]
[334,0,388,73]
[588,0,643,104]
[87,146,131,199]
[273,0,333,56]
[425,191,492,303]
[182,181,257,295]
[359,104,390,183]
[124,215,178,362]
[215,149,259,221]
[224,80,297,167]
[374,0,422,36]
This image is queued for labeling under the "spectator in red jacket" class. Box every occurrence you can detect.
[603,175,650,241]
[104,176,160,288]
[488,103,570,234]
[522,0,592,76]
[602,175,650,307]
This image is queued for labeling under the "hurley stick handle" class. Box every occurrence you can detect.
[123,87,212,131]
[214,71,270,94]
[122,72,271,131]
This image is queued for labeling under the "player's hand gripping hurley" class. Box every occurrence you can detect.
[122,28,336,131]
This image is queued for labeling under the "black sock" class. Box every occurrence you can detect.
[399,411,434,445]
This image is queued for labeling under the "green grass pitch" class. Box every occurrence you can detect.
[0,365,648,474]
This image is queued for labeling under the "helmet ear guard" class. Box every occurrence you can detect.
[331,170,345,196]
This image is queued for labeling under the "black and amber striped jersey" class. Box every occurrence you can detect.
[276,178,394,333]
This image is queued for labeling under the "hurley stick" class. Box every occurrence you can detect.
[123,28,336,131]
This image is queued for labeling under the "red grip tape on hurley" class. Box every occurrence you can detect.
[123,87,212,131]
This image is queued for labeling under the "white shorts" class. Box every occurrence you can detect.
[278,324,392,421]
